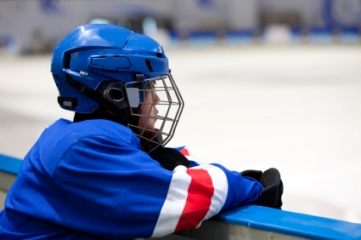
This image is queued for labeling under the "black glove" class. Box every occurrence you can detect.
[241,168,283,209]
[149,147,193,171]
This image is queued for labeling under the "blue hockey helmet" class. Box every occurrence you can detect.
[51,24,184,151]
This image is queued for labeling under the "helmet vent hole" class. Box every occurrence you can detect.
[156,53,163,58]
[108,89,124,101]
[64,54,71,69]
[145,59,153,72]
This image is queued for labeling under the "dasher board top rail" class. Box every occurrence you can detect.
[1,153,361,239]
[0,154,23,175]
[214,205,361,240]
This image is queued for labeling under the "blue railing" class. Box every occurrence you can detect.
[215,205,361,240]
[0,154,23,175]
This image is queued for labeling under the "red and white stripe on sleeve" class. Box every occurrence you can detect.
[178,147,195,161]
[151,165,228,237]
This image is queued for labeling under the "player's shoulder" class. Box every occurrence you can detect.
[43,118,139,147]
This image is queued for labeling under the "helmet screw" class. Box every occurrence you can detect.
[80,71,88,77]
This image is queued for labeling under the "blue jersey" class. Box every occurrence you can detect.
[0,119,262,239]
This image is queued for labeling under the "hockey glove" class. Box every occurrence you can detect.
[149,147,193,171]
[241,168,283,209]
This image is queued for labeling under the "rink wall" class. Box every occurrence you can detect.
[0,0,360,55]
[1,154,361,240]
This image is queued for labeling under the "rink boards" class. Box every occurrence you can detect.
[1,153,361,240]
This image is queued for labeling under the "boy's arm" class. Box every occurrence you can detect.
[150,164,262,237]
[151,147,283,209]
[54,139,262,239]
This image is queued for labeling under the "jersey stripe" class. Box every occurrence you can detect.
[151,166,191,237]
[151,165,229,237]
[175,168,213,231]
[199,165,229,224]
[178,146,195,161]
[179,148,190,157]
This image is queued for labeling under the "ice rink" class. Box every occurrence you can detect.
[1,44,361,223]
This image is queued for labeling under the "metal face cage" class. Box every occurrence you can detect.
[125,73,184,152]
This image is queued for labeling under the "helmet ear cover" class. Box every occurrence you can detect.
[96,81,128,110]
[65,72,136,125]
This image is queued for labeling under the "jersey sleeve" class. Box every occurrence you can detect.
[151,164,263,237]
[53,137,262,239]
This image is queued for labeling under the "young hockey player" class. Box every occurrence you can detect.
[0,24,283,239]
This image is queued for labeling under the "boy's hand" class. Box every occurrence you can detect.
[241,168,283,209]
